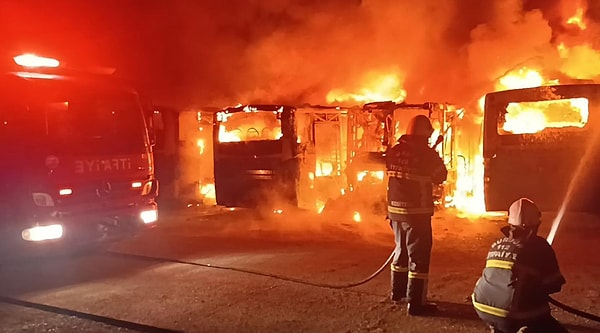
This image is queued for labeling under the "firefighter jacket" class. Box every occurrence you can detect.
[386,135,447,220]
[472,232,566,320]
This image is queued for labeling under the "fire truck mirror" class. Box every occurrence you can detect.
[152,110,165,131]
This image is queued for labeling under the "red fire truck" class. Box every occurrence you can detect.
[0,54,159,257]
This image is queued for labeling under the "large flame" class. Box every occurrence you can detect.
[326,72,407,104]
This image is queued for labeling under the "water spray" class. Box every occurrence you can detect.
[545,113,600,323]
[546,125,600,245]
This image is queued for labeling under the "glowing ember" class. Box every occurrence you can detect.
[197,139,206,155]
[198,183,216,206]
[352,211,361,223]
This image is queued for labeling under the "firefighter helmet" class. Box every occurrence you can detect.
[406,115,434,137]
[508,198,541,229]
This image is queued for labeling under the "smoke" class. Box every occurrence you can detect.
[3,0,596,109]
[162,0,587,109]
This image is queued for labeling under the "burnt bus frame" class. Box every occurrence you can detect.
[212,105,300,208]
[483,84,600,212]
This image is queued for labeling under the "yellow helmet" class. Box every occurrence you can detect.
[406,115,434,137]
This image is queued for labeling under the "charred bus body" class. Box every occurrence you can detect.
[347,102,457,210]
[212,101,458,215]
[483,84,599,212]
[0,55,158,257]
[212,105,299,209]
[281,102,459,215]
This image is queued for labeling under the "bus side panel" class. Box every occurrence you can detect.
[484,145,580,211]
[483,84,600,212]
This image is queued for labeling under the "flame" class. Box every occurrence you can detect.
[218,124,243,142]
[502,98,589,134]
[197,139,206,155]
[326,72,407,104]
[352,211,361,223]
[566,6,587,30]
[217,110,283,143]
[558,43,600,79]
[496,67,546,90]
[452,66,593,217]
[452,67,554,217]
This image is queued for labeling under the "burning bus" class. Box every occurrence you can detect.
[483,83,599,212]
[309,101,459,218]
[212,105,300,209]
[0,54,159,256]
[211,100,460,218]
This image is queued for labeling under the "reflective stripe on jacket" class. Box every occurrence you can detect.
[385,135,447,220]
[472,235,565,320]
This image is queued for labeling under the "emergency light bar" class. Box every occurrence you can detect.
[13,54,60,68]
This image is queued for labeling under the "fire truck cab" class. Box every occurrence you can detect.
[0,54,159,257]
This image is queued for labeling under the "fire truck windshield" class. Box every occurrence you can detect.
[0,79,147,155]
[217,111,283,143]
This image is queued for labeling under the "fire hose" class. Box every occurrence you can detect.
[107,250,395,289]
[548,296,600,322]
[107,250,600,323]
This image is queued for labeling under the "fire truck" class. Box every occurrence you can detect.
[0,54,159,257]
[211,101,458,218]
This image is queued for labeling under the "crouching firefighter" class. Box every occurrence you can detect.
[472,198,568,333]
[386,115,447,316]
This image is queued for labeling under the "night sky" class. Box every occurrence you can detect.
[1,0,598,109]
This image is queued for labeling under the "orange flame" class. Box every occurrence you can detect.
[453,67,556,217]
[566,7,587,30]
[326,72,407,104]
[558,43,600,79]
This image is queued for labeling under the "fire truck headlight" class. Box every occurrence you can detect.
[32,193,55,207]
[22,224,63,242]
[14,54,60,68]
[140,209,158,224]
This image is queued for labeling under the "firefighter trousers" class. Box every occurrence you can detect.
[390,216,433,305]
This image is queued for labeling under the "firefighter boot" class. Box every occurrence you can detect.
[406,274,437,316]
[390,269,408,303]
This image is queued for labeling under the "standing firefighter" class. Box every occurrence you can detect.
[472,198,568,333]
[386,114,447,316]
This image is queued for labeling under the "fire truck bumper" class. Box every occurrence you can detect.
[0,200,158,260]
